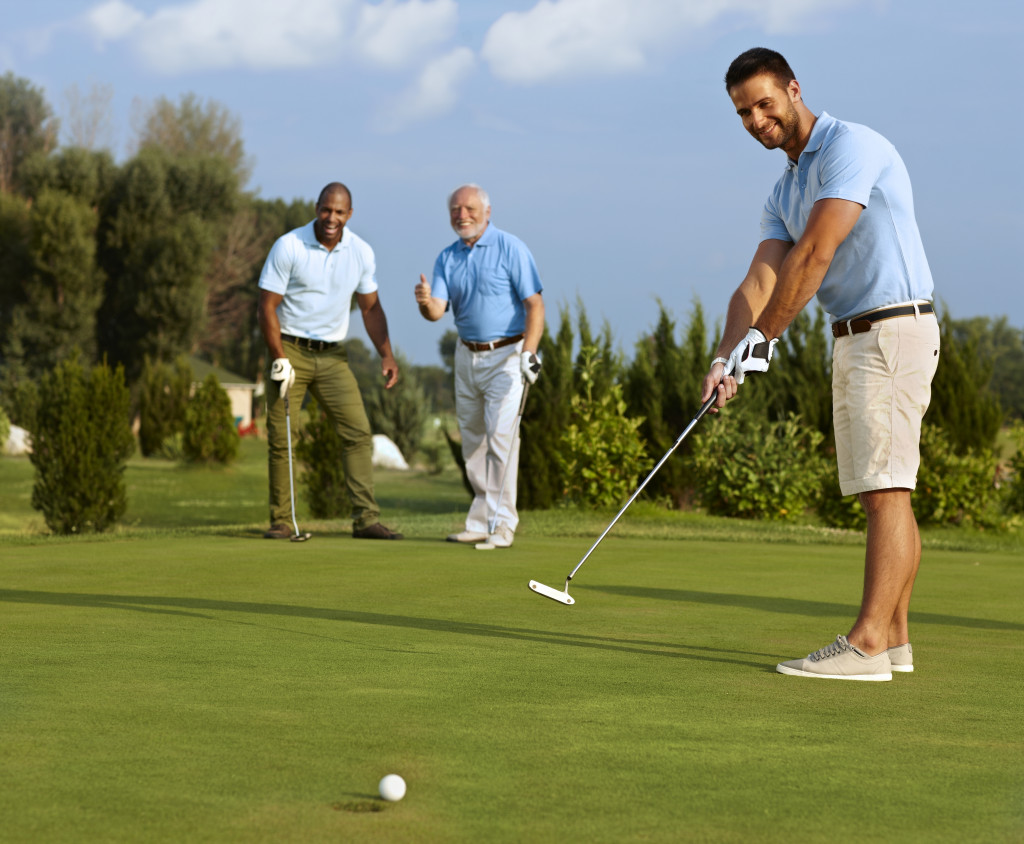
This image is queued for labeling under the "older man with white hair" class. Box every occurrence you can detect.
[415,184,545,548]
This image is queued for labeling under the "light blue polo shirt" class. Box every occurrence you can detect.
[258,222,378,342]
[760,111,933,321]
[431,224,543,342]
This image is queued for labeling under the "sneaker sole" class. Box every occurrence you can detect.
[776,664,892,681]
[890,664,914,673]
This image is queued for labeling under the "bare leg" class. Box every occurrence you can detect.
[846,488,920,655]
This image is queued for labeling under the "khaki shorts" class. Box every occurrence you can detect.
[832,314,940,496]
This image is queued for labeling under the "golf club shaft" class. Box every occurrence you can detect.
[565,391,718,584]
[488,379,530,536]
[284,393,301,537]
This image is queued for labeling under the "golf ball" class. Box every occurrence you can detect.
[379,774,406,802]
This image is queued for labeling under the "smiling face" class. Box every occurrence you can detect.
[729,73,804,156]
[449,187,491,246]
[313,189,352,250]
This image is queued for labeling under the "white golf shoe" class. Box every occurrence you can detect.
[447,530,488,544]
[887,642,914,673]
[485,525,515,548]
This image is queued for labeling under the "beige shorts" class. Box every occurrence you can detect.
[832,313,940,496]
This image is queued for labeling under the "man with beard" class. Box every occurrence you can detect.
[415,184,544,549]
[702,49,939,680]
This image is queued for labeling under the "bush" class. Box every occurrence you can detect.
[364,351,427,464]
[0,403,10,451]
[1004,422,1024,516]
[557,347,649,508]
[295,398,348,519]
[182,373,239,464]
[29,354,134,534]
[914,424,1001,527]
[138,355,193,456]
[685,410,830,521]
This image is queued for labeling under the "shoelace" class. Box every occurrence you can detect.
[809,635,850,662]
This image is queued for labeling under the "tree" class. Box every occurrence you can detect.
[18,146,117,208]
[61,82,115,151]
[182,373,239,464]
[1,189,105,378]
[623,300,714,507]
[97,148,238,379]
[0,72,58,194]
[132,93,252,187]
[925,306,1003,453]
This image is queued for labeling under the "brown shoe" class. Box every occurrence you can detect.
[264,523,293,539]
[353,522,403,540]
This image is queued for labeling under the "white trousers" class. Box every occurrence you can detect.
[454,340,525,535]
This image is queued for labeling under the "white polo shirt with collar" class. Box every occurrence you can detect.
[258,222,378,343]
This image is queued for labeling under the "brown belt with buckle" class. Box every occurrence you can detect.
[831,304,934,338]
[461,333,524,352]
[281,333,339,351]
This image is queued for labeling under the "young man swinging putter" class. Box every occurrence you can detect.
[704,49,939,681]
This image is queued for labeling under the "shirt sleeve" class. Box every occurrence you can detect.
[508,238,543,299]
[815,127,886,208]
[258,235,293,294]
[760,192,793,243]
[431,251,450,301]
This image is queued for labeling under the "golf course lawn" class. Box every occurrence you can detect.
[0,448,1021,842]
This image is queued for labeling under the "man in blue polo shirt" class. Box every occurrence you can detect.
[701,49,939,681]
[258,181,403,541]
[415,184,545,548]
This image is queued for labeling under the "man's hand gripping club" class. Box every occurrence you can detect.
[270,357,296,398]
[703,327,778,411]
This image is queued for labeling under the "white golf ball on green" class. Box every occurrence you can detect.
[379,774,406,802]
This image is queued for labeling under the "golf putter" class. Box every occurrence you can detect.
[529,385,724,605]
[284,393,312,542]
[477,379,530,550]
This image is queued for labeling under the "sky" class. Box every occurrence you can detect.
[1,0,1021,367]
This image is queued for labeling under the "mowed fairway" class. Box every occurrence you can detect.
[1,451,1022,842]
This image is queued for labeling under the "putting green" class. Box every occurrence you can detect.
[1,531,1021,842]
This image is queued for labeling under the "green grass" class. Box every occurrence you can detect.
[1,443,1022,842]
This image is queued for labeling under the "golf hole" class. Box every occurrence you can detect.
[332,800,387,813]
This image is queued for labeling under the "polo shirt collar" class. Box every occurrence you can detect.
[457,222,497,252]
[301,220,350,252]
[789,111,835,170]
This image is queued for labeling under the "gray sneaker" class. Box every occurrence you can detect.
[777,635,892,681]
[888,643,914,673]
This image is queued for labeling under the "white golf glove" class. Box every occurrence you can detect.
[520,351,542,384]
[726,328,778,384]
[270,357,296,398]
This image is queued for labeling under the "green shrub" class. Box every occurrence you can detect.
[364,351,426,464]
[1004,422,1024,516]
[914,424,1001,527]
[557,347,649,508]
[295,398,348,519]
[182,373,239,464]
[685,410,829,521]
[0,403,10,451]
[814,468,867,530]
[29,354,134,534]
[138,355,193,456]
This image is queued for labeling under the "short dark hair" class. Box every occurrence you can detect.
[725,48,796,92]
[317,182,352,207]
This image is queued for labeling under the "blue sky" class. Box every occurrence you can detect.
[2,0,1020,366]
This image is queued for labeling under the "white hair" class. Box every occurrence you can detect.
[447,183,490,210]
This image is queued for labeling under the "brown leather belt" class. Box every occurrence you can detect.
[461,333,524,352]
[832,304,934,338]
[281,333,339,351]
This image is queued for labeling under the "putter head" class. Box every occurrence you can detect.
[528,580,575,605]
[290,532,312,542]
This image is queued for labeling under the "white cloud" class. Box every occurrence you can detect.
[480,0,864,84]
[376,46,475,131]
[86,0,146,41]
[83,0,457,73]
[355,0,458,70]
